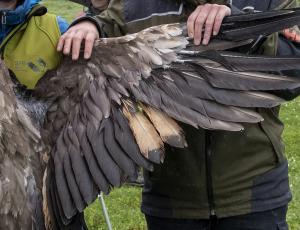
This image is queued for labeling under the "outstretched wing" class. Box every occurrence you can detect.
[36,8,300,228]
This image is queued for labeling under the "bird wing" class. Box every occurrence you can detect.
[35,8,300,228]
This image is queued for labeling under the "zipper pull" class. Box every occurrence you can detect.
[210,209,216,216]
[1,11,6,32]
[1,12,6,25]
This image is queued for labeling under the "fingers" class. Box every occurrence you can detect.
[202,6,218,45]
[57,21,99,60]
[187,4,231,45]
[187,6,202,40]
[57,35,65,53]
[84,32,97,59]
[212,6,231,37]
[71,31,85,60]
[62,31,75,56]
[194,5,211,45]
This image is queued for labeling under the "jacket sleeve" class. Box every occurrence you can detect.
[56,16,69,34]
[69,0,126,37]
[92,0,126,37]
[70,0,230,37]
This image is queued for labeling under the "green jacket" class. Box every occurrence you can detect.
[90,0,296,218]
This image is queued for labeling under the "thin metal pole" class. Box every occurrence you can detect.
[98,193,113,230]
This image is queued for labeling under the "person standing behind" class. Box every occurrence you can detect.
[70,0,109,15]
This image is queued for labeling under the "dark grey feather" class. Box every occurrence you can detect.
[202,65,300,91]
[72,114,111,193]
[112,107,154,171]
[63,127,96,205]
[53,135,76,219]
[108,78,130,97]
[154,75,263,123]
[86,122,122,187]
[218,9,300,40]
[103,118,138,179]
[217,51,300,71]
[169,69,284,108]
[90,81,111,118]
[107,86,121,105]
[136,80,244,131]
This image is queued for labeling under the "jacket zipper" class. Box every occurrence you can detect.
[1,11,6,32]
[205,131,216,217]
[1,11,6,25]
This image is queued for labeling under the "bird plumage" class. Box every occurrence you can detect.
[35,9,300,228]
[0,62,46,230]
[1,7,300,230]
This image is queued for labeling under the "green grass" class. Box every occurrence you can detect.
[84,187,146,230]
[43,1,300,229]
[41,0,82,22]
[281,99,300,230]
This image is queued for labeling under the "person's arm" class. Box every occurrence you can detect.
[57,0,230,60]
[57,0,118,60]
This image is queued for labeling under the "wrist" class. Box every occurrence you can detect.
[69,16,103,37]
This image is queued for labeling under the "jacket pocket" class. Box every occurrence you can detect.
[258,107,285,163]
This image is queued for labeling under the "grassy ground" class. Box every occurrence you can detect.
[281,100,300,230]
[43,1,300,229]
[41,0,83,22]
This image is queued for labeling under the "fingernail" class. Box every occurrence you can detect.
[84,53,90,59]
[194,40,200,45]
[213,31,217,36]
[189,32,194,38]
[202,39,208,45]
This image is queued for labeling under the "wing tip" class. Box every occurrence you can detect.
[148,149,165,164]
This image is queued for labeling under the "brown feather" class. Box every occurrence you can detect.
[141,105,187,148]
[122,105,165,164]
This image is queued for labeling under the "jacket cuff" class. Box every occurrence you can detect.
[69,16,106,38]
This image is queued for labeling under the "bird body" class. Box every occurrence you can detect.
[0,62,46,230]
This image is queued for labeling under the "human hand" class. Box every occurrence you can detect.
[187,4,231,45]
[57,21,99,60]
[91,0,109,11]
[282,27,300,42]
